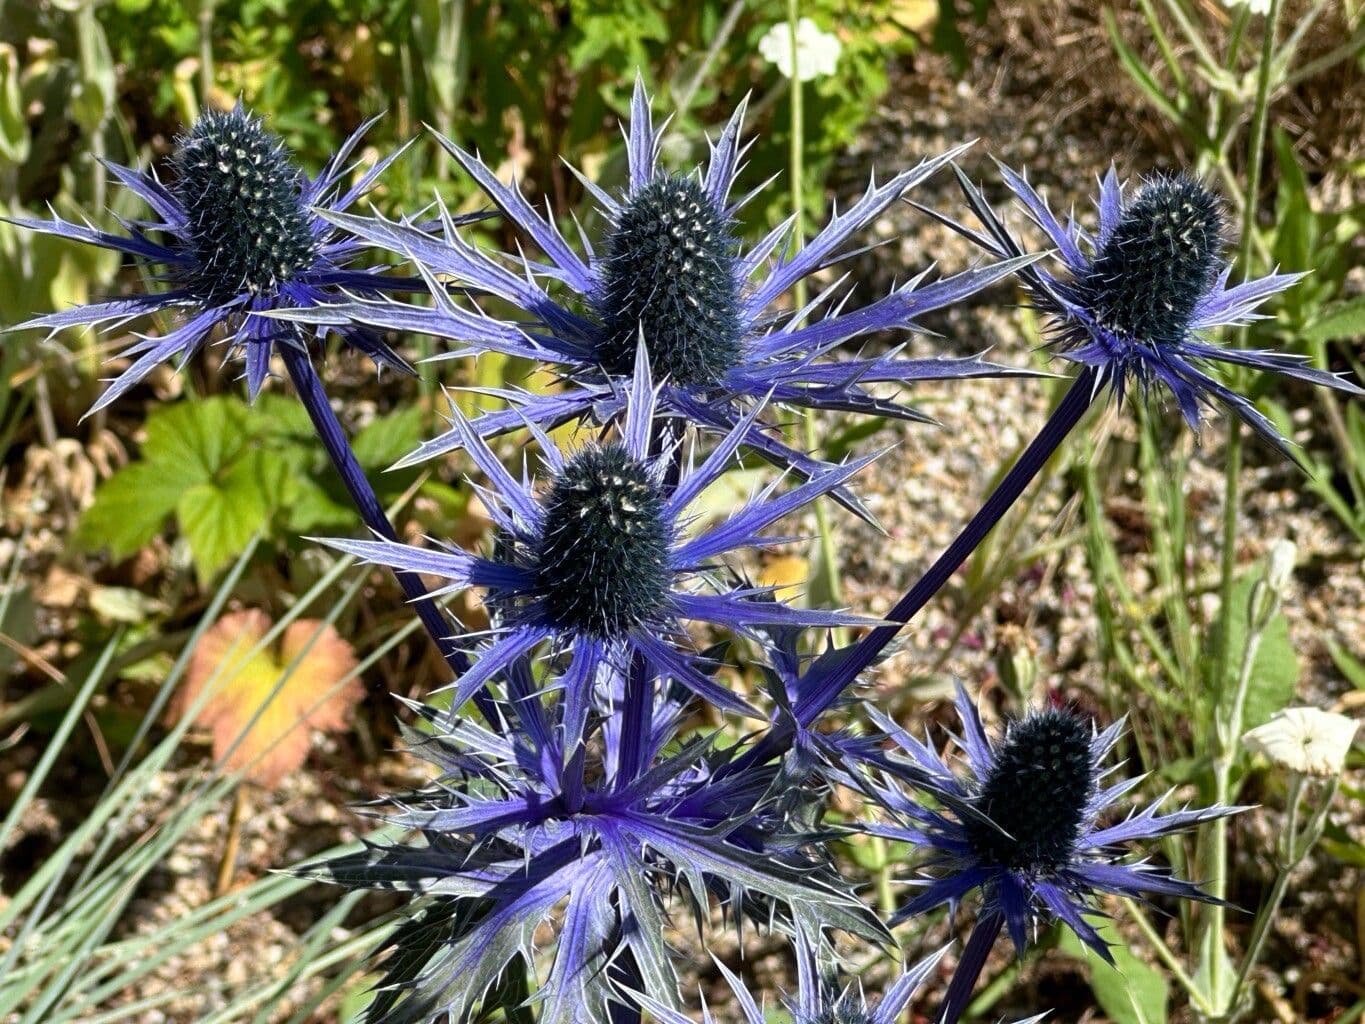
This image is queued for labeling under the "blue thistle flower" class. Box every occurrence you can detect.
[301,671,885,1023]
[316,350,881,734]
[874,687,1237,953]
[4,106,474,411]
[921,162,1363,461]
[276,76,1040,519]
[865,687,1243,1023]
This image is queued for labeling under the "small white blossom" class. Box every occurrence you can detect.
[1221,0,1272,13]
[758,18,841,82]
[1265,538,1297,596]
[1243,706,1359,778]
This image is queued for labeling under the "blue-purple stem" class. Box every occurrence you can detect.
[938,913,1004,1024]
[280,344,499,721]
[737,368,1100,771]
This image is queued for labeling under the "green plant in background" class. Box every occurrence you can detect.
[1108,0,1365,540]
[0,543,417,1024]
[1,1,127,429]
[1090,2,1364,1020]
[75,394,452,583]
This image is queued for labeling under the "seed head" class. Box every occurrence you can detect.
[595,174,742,387]
[966,708,1096,873]
[535,442,671,637]
[1080,174,1224,349]
[172,107,317,302]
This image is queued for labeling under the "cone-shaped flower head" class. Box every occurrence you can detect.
[535,441,672,636]
[171,109,321,301]
[299,676,884,1023]
[4,105,480,411]
[596,173,744,385]
[277,76,1040,520]
[317,350,881,735]
[927,163,1362,461]
[868,686,1243,962]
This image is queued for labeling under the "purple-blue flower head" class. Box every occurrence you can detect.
[925,163,1363,462]
[4,106,469,412]
[300,673,884,1023]
[317,350,881,734]
[869,686,1242,963]
[276,76,1040,518]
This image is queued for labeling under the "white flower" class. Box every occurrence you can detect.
[1243,706,1359,778]
[758,18,841,82]
[1265,538,1296,596]
[1221,0,1272,13]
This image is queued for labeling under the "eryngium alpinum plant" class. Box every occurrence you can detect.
[11,56,1358,1024]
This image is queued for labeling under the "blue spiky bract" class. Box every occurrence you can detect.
[271,75,1044,523]
[927,160,1363,463]
[298,679,886,1024]
[316,351,881,742]
[2,104,459,411]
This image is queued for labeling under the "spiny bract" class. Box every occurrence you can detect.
[1081,174,1224,349]
[536,441,672,637]
[595,174,743,386]
[811,1004,874,1024]
[965,708,1096,872]
[172,107,317,301]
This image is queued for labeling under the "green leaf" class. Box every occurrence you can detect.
[253,392,316,443]
[175,452,275,581]
[77,461,193,558]
[351,406,424,470]
[0,44,28,164]
[1059,919,1170,1024]
[142,395,250,479]
[1303,296,1365,345]
[1272,128,1314,277]
[286,479,358,533]
[1326,638,1365,691]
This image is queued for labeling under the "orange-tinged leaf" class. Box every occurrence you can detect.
[173,609,362,787]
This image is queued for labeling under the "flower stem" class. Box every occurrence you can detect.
[280,345,488,703]
[725,369,1099,778]
[1124,897,1216,1015]
[795,368,1099,726]
[939,913,1004,1024]
[786,0,847,644]
[1205,4,1280,1011]
[1225,777,1335,1022]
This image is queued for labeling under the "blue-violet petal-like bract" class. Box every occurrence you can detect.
[298,672,886,1023]
[315,348,883,735]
